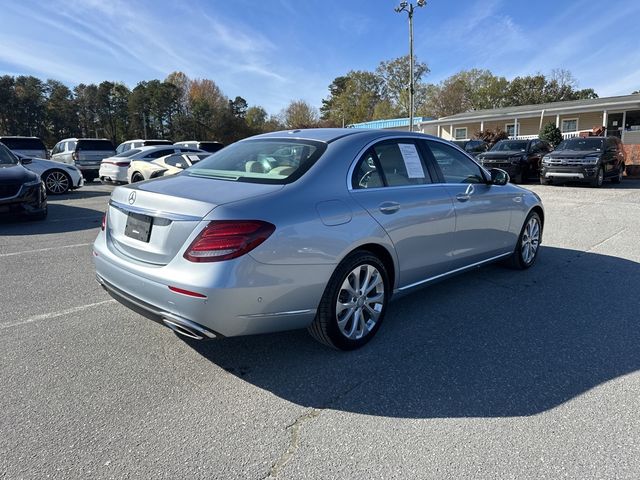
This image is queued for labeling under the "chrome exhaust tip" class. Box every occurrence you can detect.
[161,314,216,340]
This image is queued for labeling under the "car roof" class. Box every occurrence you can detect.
[58,137,111,142]
[248,128,451,145]
[0,135,43,139]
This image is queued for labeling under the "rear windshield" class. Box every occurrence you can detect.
[491,141,528,152]
[115,148,142,157]
[187,139,326,184]
[77,140,114,151]
[0,137,46,150]
[143,140,172,146]
[555,138,604,151]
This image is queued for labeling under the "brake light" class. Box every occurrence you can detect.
[184,220,275,262]
[114,162,129,167]
[101,212,107,231]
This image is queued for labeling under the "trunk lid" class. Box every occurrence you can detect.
[105,174,283,265]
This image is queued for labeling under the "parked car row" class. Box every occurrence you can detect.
[452,136,626,188]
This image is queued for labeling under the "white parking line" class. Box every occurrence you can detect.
[0,242,93,258]
[1,299,116,329]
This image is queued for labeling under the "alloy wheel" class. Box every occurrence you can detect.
[45,171,70,194]
[521,216,540,265]
[335,264,385,340]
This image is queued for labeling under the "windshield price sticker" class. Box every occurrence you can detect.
[398,143,425,178]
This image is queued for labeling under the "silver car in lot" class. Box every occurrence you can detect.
[14,153,83,195]
[94,129,544,350]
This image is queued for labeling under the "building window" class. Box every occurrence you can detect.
[505,123,520,137]
[454,127,467,140]
[561,118,578,133]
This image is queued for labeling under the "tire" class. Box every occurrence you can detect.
[84,174,95,183]
[131,172,144,183]
[591,166,604,188]
[507,211,542,270]
[308,251,390,350]
[43,170,71,195]
[611,164,624,184]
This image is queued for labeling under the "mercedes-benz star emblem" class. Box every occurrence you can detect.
[128,191,136,205]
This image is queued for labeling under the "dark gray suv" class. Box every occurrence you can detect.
[540,137,626,187]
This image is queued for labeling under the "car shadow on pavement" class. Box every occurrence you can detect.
[185,246,640,418]
[0,203,103,235]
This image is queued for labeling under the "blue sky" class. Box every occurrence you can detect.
[1,0,639,114]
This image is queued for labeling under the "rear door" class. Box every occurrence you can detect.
[349,139,456,287]
[422,139,514,266]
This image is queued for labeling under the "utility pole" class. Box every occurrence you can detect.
[395,0,426,132]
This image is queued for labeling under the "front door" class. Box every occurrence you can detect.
[422,140,515,267]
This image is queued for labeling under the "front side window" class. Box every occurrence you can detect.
[188,139,325,184]
[165,155,187,168]
[352,140,431,189]
[0,144,18,165]
[426,141,485,184]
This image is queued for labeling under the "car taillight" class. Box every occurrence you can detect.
[114,162,129,167]
[101,212,107,231]
[184,220,275,262]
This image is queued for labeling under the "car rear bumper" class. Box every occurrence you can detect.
[92,232,333,338]
[99,164,128,184]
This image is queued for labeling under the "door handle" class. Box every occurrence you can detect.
[456,184,475,202]
[378,202,400,214]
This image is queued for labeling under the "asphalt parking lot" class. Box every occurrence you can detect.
[1,179,639,479]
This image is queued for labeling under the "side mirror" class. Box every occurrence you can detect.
[20,157,33,165]
[489,168,509,186]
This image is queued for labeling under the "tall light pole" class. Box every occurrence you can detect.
[395,0,426,132]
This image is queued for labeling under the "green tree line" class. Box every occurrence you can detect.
[0,71,286,148]
[0,59,606,147]
[320,59,600,125]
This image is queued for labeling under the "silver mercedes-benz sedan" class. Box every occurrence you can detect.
[93,129,544,350]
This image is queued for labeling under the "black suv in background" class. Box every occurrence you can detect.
[477,139,552,183]
[0,143,47,220]
[451,139,489,157]
[540,136,625,187]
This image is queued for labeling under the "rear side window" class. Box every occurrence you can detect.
[0,137,46,150]
[116,148,142,157]
[352,140,431,189]
[143,148,174,159]
[424,141,485,184]
[77,140,114,151]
